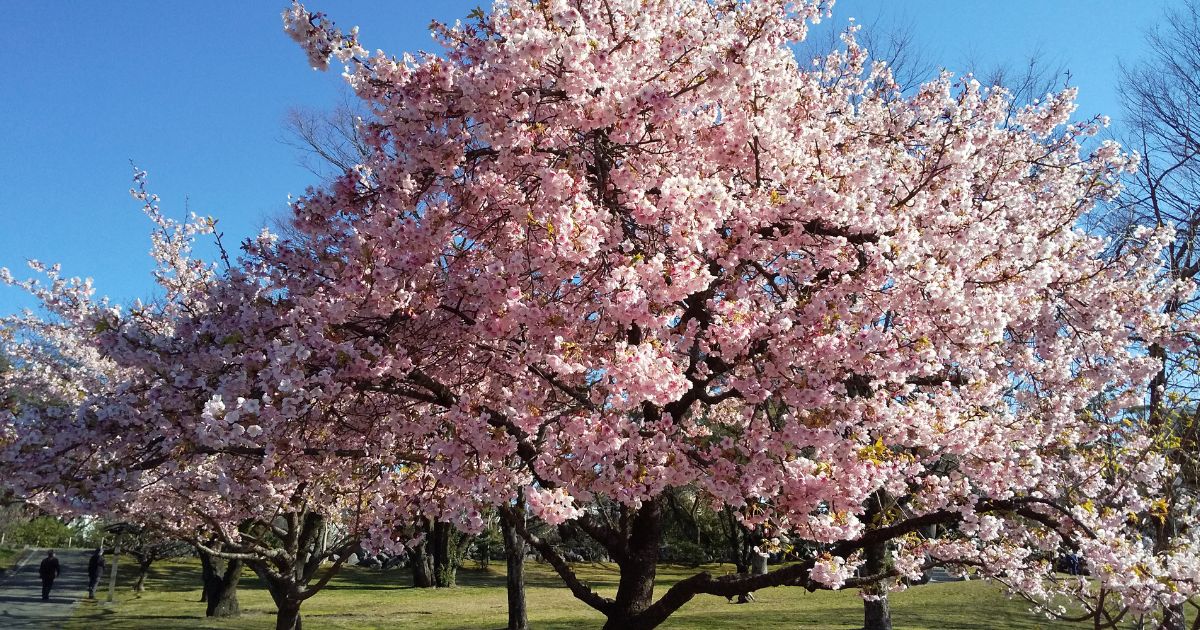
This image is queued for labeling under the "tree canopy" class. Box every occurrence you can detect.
[3,2,1198,629]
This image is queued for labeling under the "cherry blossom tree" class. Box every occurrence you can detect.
[0,175,400,630]
[2,2,1198,630]
[102,524,192,593]
[265,1,1197,628]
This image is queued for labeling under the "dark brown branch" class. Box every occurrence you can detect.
[754,219,886,245]
[529,364,595,411]
[630,497,1071,628]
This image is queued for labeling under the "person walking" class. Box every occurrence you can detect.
[38,550,61,601]
[87,548,106,599]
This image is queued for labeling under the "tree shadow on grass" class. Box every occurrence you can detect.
[132,563,204,594]
[71,603,278,630]
[132,560,268,595]
[319,562,625,592]
[75,607,200,622]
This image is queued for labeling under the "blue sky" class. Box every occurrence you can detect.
[0,1,1169,315]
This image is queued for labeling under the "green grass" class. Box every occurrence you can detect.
[70,557,1086,629]
[0,546,27,573]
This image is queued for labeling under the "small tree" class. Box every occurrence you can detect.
[0,175,382,630]
[106,525,191,593]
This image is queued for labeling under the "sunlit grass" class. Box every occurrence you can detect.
[69,556,1087,629]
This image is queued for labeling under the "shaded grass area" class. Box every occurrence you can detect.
[0,547,26,573]
[69,557,1087,629]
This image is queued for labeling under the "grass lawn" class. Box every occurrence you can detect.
[0,546,28,574]
[70,557,1086,629]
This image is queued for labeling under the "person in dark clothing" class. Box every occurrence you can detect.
[87,549,106,598]
[38,550,61,601]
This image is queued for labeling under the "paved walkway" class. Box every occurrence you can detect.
[0,548,91,628]
[925,566,964,583]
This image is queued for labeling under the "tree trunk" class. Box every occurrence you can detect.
[133,559,151,593]
[432,521,459,588]
[200,552,242,618]
[501,515,529,630]
[199,551,211,602]
[722,507,755,604]
[864,595,893,630]
[1147,343,1185,630]
[207,563,242,617]
[862,541,893,630]
[723,506,746,573]
[602,499,663,630]
[409,538,434,588]
[254,564,305,630]
[1159,603,1185,630]
[274,600,303,630]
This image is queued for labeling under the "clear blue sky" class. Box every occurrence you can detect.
[0,1,1169,315]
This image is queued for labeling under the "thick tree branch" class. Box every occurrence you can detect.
[500,505,614,614]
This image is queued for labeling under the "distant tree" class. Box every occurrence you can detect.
[107,524,191,592]
[971,50,1070,119]
[798,13,937,94]
[1108,4,1200,628]
[0,175,374,630]
[11,516,73,548]
[0,499,32,548]
[471,510,503,569]
[282,99,373,180]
